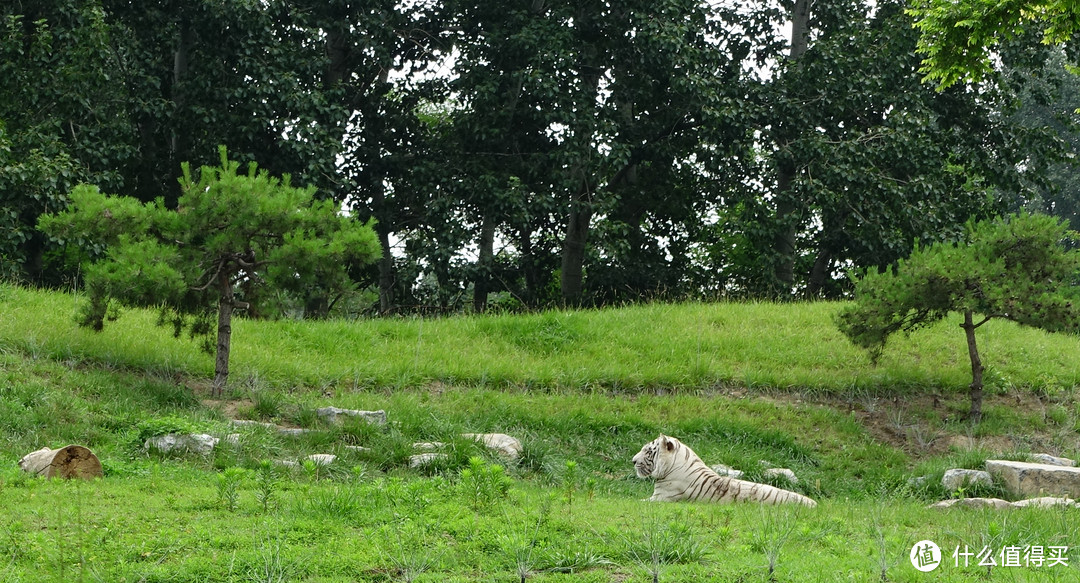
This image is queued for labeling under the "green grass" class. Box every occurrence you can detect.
[2,283,1080,581]
[3,284,1079,394]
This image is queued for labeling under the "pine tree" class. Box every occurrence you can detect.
[39,147,380,394]
[837,212,1080,421]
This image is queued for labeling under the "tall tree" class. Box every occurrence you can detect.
[728,0,1066,297]
[0,1,135,282]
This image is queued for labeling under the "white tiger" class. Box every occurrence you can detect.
[633,434,817,507]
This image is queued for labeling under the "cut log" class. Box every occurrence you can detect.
[18,445,103,480]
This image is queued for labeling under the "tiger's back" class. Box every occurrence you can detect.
[633,434,817,507]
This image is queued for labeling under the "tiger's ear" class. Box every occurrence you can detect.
[660,435,675,452]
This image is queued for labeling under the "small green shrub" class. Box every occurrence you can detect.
[254,460,279,513]
[217,467,249,511]
[459,456,512,511]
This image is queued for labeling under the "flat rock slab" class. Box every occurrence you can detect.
[316,407,387,426]
[145,433,218,455]
[763,468,799,484]
[930,497,1013,510]
[986,459,1080,499]
[1030,454,1076,467]
[304,454,336,466]
[930,496,1079,510]
[711,464,744,479]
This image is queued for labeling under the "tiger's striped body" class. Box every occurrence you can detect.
[633,434,817,507]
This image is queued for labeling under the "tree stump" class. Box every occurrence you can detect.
[18,445,103,480]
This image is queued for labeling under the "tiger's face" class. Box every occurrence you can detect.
[633,434,675,479]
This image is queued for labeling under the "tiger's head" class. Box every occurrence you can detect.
[633,434,680,479]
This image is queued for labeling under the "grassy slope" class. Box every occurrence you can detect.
[3,284,1079,392]
[2,284,1080,582]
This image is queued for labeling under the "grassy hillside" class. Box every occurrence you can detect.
[3,284,1080,393]
[2,283,1079,582]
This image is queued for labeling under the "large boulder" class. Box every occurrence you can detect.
[986,459,1080,498]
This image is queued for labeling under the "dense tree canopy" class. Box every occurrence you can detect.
[3,0,1078,311]
[908,0,1080,88]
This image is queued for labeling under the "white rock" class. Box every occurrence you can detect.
[930,496,1080,510]
[223,433,241,446]
[929,497,1012,510]
[413,441,445,451]
[276,427,312,437]
[463,433,523,459]
[987,460,1080,498]
[145,433,218,455]
[763,468,799,484]
[1010,496,1078,508]
[907,476,929,488]
[409,453,449,468]
[343,445,371,453]
[711,464,745,479]
[304,454,336,466]
[1030,454,1076,467]
[941,469,993,491]
[316,407,387,426]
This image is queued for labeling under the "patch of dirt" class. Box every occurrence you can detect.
[746,388,1077,460]
[200,398,253,420]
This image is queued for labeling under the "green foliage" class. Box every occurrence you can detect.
[38,147,380,386]
[254,459,280,513]
[838,212,1080,358]
[839,212,1080,419]
[908,0,1080,88]
[135,416,196,444]
[458,456,512,511]
[216,467,250,512]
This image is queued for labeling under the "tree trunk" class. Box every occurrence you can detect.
[474,215,496,313]
[772,0,813,293]
[806,247,831,297]
[19,445,103,480]
[560,201,593,306]
[519,225,538,307]
[962,310,984,422]
[375,226,395,314]
[213,270,234,396]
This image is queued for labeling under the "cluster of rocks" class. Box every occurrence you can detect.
[142,406,523,469]
[926,453,1080,509]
